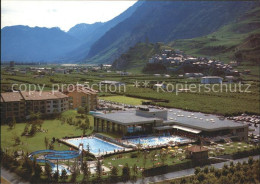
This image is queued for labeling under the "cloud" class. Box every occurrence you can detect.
[1,0,137,31]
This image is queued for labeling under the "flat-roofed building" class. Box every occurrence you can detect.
[93,108,248,141]
[64,85,98,110]
[1,91,69,122]
[201,76,223,84]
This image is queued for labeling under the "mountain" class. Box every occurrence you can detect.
[1,25,81,62]
[86,1,256,64]
[1,1,143,63]
[67,22,104,43]
[112,42,172,73]
[61,1,144,62]
[112,6,260,74]
[171,7,260,64]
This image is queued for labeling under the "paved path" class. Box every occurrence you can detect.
[1,168,30,184]
[117,155,260,184]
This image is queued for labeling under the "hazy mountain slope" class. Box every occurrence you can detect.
[171,7,260,64]
[1,26,81,62]
[1,1,143,63]
[61,1,144,62]
[112,42,172,73]
[67,22,104,43]
[86,1,256,64]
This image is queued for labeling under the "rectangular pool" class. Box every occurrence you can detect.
[64,137,124,155]
[124,135,190,146]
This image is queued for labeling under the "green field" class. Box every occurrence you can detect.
[171,7,260,64]
[1,110,94,153]
[99,95,149,105]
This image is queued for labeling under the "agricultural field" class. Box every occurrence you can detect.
[1,65,259,115]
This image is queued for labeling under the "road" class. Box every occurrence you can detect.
[1,168,30,184]
[117,155,260,184]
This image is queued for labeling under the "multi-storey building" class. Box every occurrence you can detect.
[1,91,69,122]
[64,85,98,111]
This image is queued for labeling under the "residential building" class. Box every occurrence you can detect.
[1,91,69,122]
[64,85,98,110]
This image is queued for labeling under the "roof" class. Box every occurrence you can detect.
[65,85,97,95]
[172,125,201,134]
[21,91,68,100]
[93,111,162,125]
[1,92,24,102]
[167,109,247,131]
[201,76,223,79]
[186,145,208,153]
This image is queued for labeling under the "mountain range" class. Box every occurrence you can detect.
[1,1,257,64]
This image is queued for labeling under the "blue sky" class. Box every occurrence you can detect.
[1,0,137,31]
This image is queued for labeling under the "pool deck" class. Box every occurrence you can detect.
[121,135,195,149]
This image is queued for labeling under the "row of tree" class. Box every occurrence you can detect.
[170,157,259,184]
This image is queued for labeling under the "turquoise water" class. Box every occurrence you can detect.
[65,137,123,154]
[52,165,71,175]
[126,136,187,146]
[89,111,104,115]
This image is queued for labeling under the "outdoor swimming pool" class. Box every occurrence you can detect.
[125,135,190,146]
[64,137,124,155]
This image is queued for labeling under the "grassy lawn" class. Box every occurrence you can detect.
[1,110,94,153]
[102,146,189,176]
[207,141,257,157]
[99,95,149,106]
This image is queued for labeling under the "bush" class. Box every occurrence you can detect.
[130,153,138,158]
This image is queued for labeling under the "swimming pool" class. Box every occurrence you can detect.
[125,135,189,146]
[64,137,124,155]
[52,165,71,175]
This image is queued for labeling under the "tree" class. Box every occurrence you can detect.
[22,156,33,179]
[85,116,90,129]
[110,166,118,182]
[82,160,90,182]
[21,123,30,136]
[29,124,37,136]
[44,137,49,149]
[77,106,85,114]
[60,169,68,182]
[84,105,89,114]
[45,162,52,182]
[160,151,167,165]
[122,163,130,182]
[197,172,205,182]
[248,156,254,166]
[194,167,201,175]
[32,164,42,183]
[70,169,77,183]
[13,135,21,145]
[49,143,54,150]
[53,171,59,182]
[143,151,148,169]
[132,164,138,177]
[96,159,102,180]
[203,166,209,174]
[8,116,16,129]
